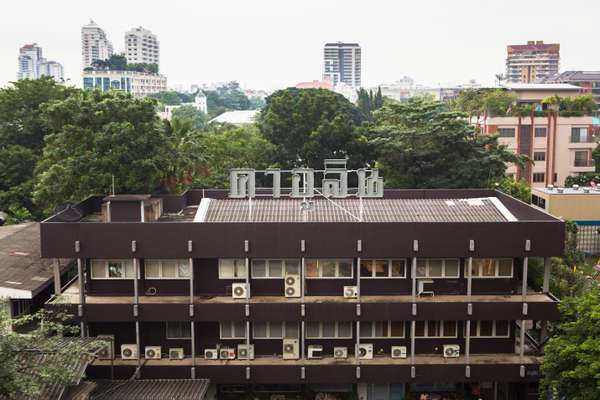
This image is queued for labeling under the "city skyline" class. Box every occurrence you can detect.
[2,0,600,91]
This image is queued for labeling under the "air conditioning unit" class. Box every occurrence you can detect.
[120,344,138,360]
[333,346,348,359]
[219,348,236,360]
[232,283,250,299]
[204,348,218,360]
[144,346,161,359]
[443,344,460,358]
[357,344,373,360]
[284,274,301,298]
[307,345,323,359]
[283,339,300,360]
[418,280,434,296]
[96,335,115,360]
[343,285,358,299]
[169,348,184,360]
[237,344,255,360]
[391,346,407,359]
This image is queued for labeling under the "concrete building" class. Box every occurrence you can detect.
[81,20,114,68]
[295,80,334,90]
[506,41,560,83]
[158,91,208,120]
[323,42,361,87]
[125,26,160,66]
[209,110,259,125]
[17,43,63,81]
[83,70,167,97]
[540,71,600,107]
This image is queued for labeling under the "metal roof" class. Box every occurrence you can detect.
[502,83,582,91]
[61,379,211,400]
[199,197,515,223]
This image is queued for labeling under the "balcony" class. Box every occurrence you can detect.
[574,159,595,167]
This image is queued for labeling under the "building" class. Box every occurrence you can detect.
[81,20,114,68]
[323,42,361,87]
[125,26,160,66]
[83,70,167,97]
[17,43,63,81]
[531,186,600,254]
[540,71,600,107]
[295,80,334,90]
[500,83,583,107]
[209,110,259,125]
[506,41,560,83]
[41,164,562,400]
[158,92,208,120]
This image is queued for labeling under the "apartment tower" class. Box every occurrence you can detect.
[125,26,160,66]
[81,20,114,68]
[506,41,560,83]
[17,43,63,81]
[323,42,361,87]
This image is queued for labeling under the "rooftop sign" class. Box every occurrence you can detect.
[229,159,384,199]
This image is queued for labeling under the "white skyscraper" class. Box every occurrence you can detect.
[81,20,114,68]
[125,26,159,66]
[17,43,63,81]
[323,42,362,87]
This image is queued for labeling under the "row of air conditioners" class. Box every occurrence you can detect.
[281,342,460,360]
[97,337,186,360]
[204,344,255,360]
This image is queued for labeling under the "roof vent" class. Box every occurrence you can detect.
[583,188,590,193]
[547,185,554,190]
[572,184,580,190]
[557,188,564,193]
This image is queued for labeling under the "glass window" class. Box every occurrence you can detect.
[91,260,107,278]
[269,260,283,278]
[533,173,545,183]
[428,259,443,277]
[166,322,191,339]
[469,321,477,336]
[285,260,300,275]
[322,321,336,337]
[534,127,547,137]
[374,260,388,277]
[374,321,387,337]
[427,321,440,337]
[479,321,494,337]
[391,260,406,277]
[444,259,459,278]
[498,259,513,277]
[338,260,352,277]
[443,321,457,337]
[108,261,124,278]
[338,322,352,338]
[498,128,515,138]
[390,321,404,337]
[306,322,319,338]
[220,322,245,339]
[233,322,246,338]
[481,259,495,277]
[220,322,232,338]
[219,259,246,279]
[533,151,546,161]
[321,260,336,277]
[415,321,425,337]
[268,322,283,338]
[252,260,267,278]
[495,321,510,337]
[178,261,190,278]
[360,321,372,338]
[306,260,318,278]
[416,260,427,277]
[360,260,374,277]
[284,322,299,338]
[253,322,267,338]
[162,260,177,278]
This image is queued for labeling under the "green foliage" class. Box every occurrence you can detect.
[258,88,366,169]
[564,220,585,268]
[4,205,34,225]
[204,82,252,117]
[528,257,587,299]
[171,105,207,130]
[0,304,99,399]
[495,178,531,203]
[564,173,600,187]
[150,90,195,106]
[368,97,521,188]
[540,286,600,400]
[449,89,517,117]
[91,55,159,74]
[33,90,168,214]
[356,88,384,118]
[542,95,598,117]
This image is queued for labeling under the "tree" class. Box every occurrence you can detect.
[0,305,99,399]
[527,257,587,299]
[564,220,585,268]
[204,82,252,117]
[540,286,600,400]
[368,97,522,188]
[450,89,517,117]
[374,87,384,109]
[150,90,194,106]
[258,88,366,169]
[33,90,168,214]
[171,105,207,130]
[495,178,531,203]
[564,173,600,187]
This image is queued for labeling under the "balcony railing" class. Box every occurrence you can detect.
[574,159,595,167]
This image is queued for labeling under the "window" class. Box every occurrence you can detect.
[414,321,458,338]
[253,321,298,339]
[305,259,353,279]
[498,128,515,138]
[534,127,547,137]
[415,259,460,278]
[220,321,246,339]
[166,322,191,339]
[360,321,405,338]
[533,151,546,161]
[305,321,353,339]
[531,194,546,209]
[574,151,590,167]
[360,259,406,278]
[570,127,589,143]
[468,259,513,278]
[218,259,247,279]
[91,259,135,279]
[532,173,545,183]
[251,259,300,278]
[145,259,190,279]
[467,320,510,338]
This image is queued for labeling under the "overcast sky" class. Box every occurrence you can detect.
[1,0,599,91]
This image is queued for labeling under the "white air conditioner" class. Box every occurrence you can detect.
[333,346,348,359]
[96,335,115,360]
[443,344,460,358]
[169,348,184,360]
[284,274,301,298]
[391,346,407,359]
[220,348,236,360]
[418,280,434,296]
[307,345,323,359]
[237,344,255,360]
[232,283,250,299]
[283,339,300,360]
[343,285,358,299]
[144,346,161,359]
[357,343,373,360]
[121,344,138,360]
[204,348,218,360]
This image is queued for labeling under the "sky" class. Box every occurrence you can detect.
[1,0,599,91]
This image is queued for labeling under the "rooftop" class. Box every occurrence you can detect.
[541,70,600,82]
[501,83,582,91]
[533,186,600,195]
[209,110,259,125]
[62,379,210,400]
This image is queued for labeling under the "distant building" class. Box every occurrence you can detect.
[83,70,167,97]
[506,41,560,83]
[323,42,361,87]
[125,26,159,66]
[295,80,334,90]
[81,20,114,68]
[158,91,208,120]
[17,43,63,81]
[209,110,259,125]
[540,71,600,107]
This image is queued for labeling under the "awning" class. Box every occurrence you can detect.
[61,379,211,400]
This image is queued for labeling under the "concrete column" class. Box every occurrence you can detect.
[465,320,471,365]
[467,257,473,297]
[410,320,416,365]
[53,259,61,295]
[301,320,305,362]
[191,321,196,369]
[77,258,85,338]
[356,320,361,364]
[133,259,139,305]
[411,257,417,301]
[522,257,528,303]
[519,319,526,361]
[135,320,141,376]
[245,257,250,302]
[301,257,306,302]
[356,257,361,300]
[189,258,194,305]
[542,257,551,293]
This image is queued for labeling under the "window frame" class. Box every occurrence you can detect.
[467,258,514,279]
[252,321,299,339]
[414,320,458,339]
[467,320,511,338]
[533,151,546,162]
[251,259,300,279]
[219,321,247,339]
[532,173,545,183]
[90,259,135,280]
[218,259,247,279]
[498,127,516,138]
[305,259,354,279]
[166,321,192,340]
[305,321,353,339]
[360,259,407,279]
[144,259,190,280]
[415,258,460,279]
[360,321,405,338]
[534,127,547,138]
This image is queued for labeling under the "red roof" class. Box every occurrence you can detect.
[295,80,334,90]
